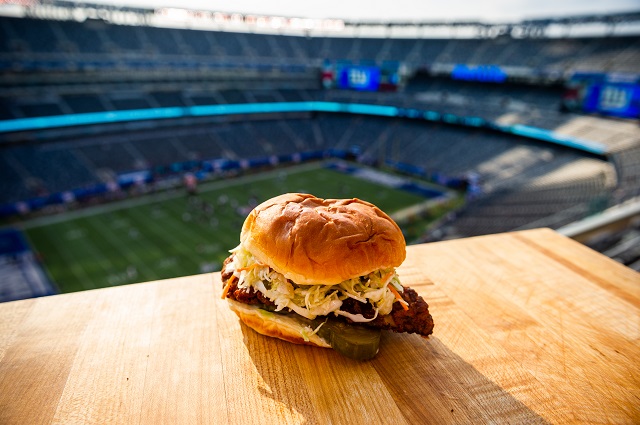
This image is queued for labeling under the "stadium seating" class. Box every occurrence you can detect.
[0,252,55,301]
[0,229,56,302]
[73,140,141,174]
[441,172,614,238]
[1,16,639,73]
[62,93,109,113]
[0,153,30,202]
[610,146,640,200]
[58,19,109,54]
[9,145,97,196]
[0,14,638,243]
[104,24,146,52]
[214,31,250,58]
[3,17,59,53]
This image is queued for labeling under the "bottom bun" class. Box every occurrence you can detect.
[227,299,331,348]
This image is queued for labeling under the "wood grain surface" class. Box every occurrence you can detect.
[0,228,638,424]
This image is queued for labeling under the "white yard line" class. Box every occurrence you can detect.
[40,224,95,290]
[84,215,159,280]
[126,204,210,268]
[72,224,118,280]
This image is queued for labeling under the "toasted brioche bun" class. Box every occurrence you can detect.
[240,193,405,285]
[227,299,330,348]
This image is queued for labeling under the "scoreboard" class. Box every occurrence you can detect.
[451,64,507,83]
[583,83,639,117]
[337,66,381,91]
[323,61,402,92]
[563,72,640,119]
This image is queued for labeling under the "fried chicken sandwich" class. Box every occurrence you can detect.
[221,193,434,359]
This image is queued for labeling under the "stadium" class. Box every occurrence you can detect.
[1,0,639,302]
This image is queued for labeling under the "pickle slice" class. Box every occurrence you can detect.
[315,319,381,360]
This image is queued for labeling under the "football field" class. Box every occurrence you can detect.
[23,162,441,294]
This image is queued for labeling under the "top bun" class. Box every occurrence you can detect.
[240,193,405,285]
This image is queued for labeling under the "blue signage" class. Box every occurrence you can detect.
[583,83,640,118]
[566,72,640,119]
[337,66,381,91]
[451,64,507,83]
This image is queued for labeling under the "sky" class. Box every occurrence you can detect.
[68,0,640,22]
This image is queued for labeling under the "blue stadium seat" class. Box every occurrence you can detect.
[59,19,109,54]
[62,94,107,114]
[5,17,59,53]
[9,146,97,195]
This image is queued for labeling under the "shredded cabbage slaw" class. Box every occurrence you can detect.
[225,244,404,323]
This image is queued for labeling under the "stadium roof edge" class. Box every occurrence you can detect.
[34,1,640,27]
[342,10,640,27]
[4,1,640,37]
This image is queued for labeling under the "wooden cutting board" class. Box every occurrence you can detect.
[0,228,638,424]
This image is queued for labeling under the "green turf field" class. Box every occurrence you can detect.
[23,162,436,294]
